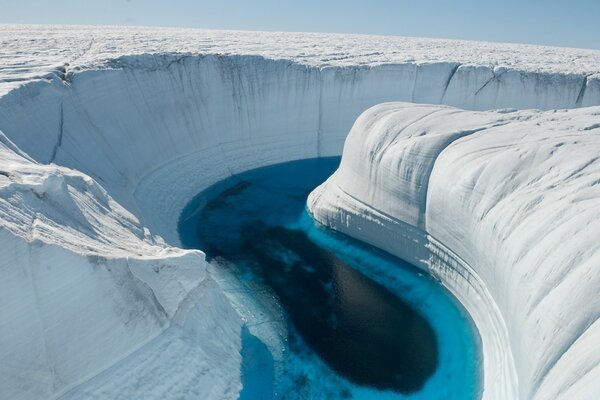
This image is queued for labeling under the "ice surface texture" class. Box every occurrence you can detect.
[308,103,600,399]
[0,24,599,399]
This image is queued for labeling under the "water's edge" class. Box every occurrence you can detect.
[179,157,481,399]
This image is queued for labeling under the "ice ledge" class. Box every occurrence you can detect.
[0,132,244,399]
[308,103,600,399]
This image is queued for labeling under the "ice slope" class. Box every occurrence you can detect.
[0,25,599,399]
[308,103,600,400]
[0,131,244,399]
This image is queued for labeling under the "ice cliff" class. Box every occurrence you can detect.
[308,104,600,399]
[0,24,599,399]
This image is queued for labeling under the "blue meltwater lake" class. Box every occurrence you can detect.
[178,157,481,399]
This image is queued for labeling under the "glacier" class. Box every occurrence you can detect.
[0,24,599,399]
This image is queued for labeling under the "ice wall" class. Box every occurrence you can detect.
[308,103,600,400]
[1,54,599,246]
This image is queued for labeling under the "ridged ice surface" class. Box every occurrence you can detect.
[308,103,600,400]
[1,25,600,399]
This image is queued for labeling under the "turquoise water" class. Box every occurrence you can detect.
[178,157,481,399]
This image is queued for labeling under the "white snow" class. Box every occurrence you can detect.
[308,103,600,400]
[0,24,599,399]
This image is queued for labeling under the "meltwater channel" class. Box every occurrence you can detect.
[178,157,481,399]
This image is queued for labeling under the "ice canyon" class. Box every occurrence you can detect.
[0,25,599,399]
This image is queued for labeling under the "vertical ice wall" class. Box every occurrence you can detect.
[1,55,598,245]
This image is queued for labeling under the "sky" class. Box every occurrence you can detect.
[0,0,599,50]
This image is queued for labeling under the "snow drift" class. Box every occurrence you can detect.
[0,25,599,399]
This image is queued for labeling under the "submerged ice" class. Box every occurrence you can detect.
[179,158,479,399]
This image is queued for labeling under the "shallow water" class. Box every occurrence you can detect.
[179,157,481,399]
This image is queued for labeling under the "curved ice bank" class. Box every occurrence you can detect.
[308,103,600,399]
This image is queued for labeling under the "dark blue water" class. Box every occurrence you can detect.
[179,157,481,399]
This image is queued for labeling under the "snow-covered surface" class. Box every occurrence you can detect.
[2,24,600,88]
[2,24,600,105]
[308,103,600,400]
[1,24,599,399]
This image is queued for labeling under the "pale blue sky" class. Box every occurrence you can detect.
[0,0,598,49]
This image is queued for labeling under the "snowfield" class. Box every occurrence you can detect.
[0,24,599,399]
